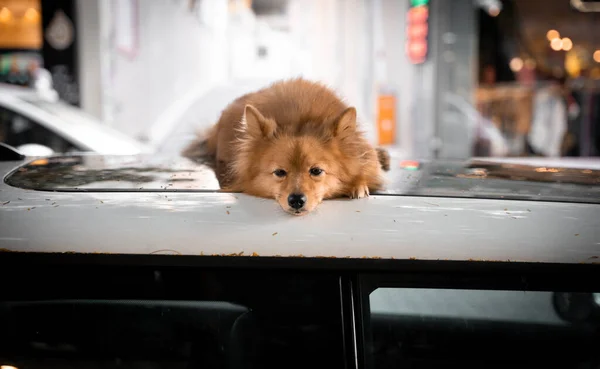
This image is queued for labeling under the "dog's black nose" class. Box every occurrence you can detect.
[287,193,307,210]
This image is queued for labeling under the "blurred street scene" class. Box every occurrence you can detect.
[1,0,600,160]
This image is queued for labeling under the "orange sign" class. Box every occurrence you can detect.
[377,94,396,145]
[0,0,42,49]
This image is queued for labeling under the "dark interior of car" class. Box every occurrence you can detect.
[0,264,345,369]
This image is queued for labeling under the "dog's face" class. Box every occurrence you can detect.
[258,136,344,215]
[234,105,359,215]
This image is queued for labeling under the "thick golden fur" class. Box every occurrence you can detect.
[182,78,389,215]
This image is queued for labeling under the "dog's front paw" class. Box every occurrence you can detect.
[349,183,370,199]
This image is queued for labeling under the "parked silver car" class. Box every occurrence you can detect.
[0,83,150,156]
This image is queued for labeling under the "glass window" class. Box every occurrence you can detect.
[0,266,345,369]
[368,287,600,369]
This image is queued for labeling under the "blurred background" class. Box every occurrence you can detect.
[1,0,599,161]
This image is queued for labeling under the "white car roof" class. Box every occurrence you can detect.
[0,155,598,264]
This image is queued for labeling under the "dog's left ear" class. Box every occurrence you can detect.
[332,107,357,138]
[243,104,276,138]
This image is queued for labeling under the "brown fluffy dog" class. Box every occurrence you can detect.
[182,78,390,215]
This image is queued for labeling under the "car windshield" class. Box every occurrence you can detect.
[10,96,146,154]
[23,98,105,128]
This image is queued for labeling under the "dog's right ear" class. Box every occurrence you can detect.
[243,105,276,138]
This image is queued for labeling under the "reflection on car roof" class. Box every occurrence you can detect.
[5,154,600,204]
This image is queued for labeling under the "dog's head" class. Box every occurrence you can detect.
[232,104,363,215]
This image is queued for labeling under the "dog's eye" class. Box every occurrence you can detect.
[309,167,324,176]
[273,169,287,177]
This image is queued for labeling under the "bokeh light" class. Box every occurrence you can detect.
[546,29,559,41]
[550,38,563,51]
[509,57,524,72]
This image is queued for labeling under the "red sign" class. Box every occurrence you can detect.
[406,5,429,64]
